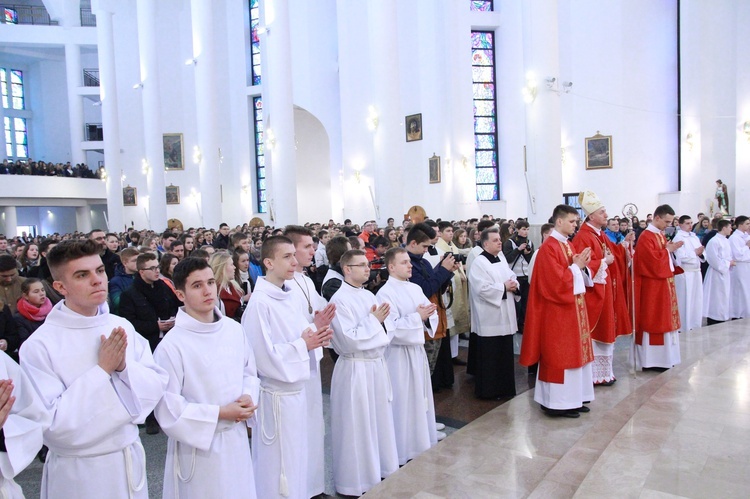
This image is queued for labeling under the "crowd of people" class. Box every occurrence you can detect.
[0,199,748,498]
[0,159,100,178]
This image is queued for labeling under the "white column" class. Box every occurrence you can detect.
[137,0,167,231]
[260,0,298,225]
[94,1,125,232]
[522,0,563,225]
[76,206,93,234]
[2,207,17,237]
[367,0,402,225]
[64,44,86,165]
[190,0,222,228]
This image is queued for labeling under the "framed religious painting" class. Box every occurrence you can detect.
[122,186,137,206]
[585,132,612,170]
[166,185,180,205]
[163,133,185,170]
[429,154,441,183]
[405,113,423,142]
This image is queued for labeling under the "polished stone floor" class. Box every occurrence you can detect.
[365,319,750,498]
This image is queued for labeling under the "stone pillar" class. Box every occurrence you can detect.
[93,0,125,231]
[76,206,93,234]
[64,44,86,165]
[137,0,167,230]
[522,0,563,225]
[259,0,298,225]
[367,0,403,225]
[190,0,222,228]
[1,207,17,237]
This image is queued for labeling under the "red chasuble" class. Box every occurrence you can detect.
[603,237,633,337]
[633,229,681,345]
[520,236,593,383]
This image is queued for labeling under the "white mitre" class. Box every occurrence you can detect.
[578,191,605,216]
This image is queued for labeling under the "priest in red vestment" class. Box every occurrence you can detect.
[633,204,683,370]
[520,205,594,418]
[572,191,634,386]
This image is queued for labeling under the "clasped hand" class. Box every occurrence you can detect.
[219,394,257,423]
[99,327,127,375]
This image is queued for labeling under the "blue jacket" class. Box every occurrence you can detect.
[407,251,453,298]
[108,268,135,315]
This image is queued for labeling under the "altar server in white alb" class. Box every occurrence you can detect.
[0,350,51,498]
[376,247,439,465]
[154,257,260,499]
[19,240,168,499]
[283,226,336,498]
[672,215,705,332]
[703,219,735,325]
[729,215,750,319]
[241,236,332,499]
[329,250,399,496]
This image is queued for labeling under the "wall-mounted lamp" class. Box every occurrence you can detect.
[257,26,270,35]
[366,105,379,131]
[522,78,537,103]
[120,173,127,182]
[354,170,361,184]
[141,159,150,174]
[132,83,143,90]
[686,132,695,151]
[545,77,557,90]
[184,58,197,66]
[561,147,567,165]
[266,129,277,150]
[242,185,249,194]
[743,121,750,143]
[192,146,202,164]
[462,156,469,169]
[562,81,573,93]
[99,168,107,182]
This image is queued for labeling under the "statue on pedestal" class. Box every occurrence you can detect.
[715,179,729,216]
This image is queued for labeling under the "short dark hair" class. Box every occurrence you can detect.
[717,219,732,231]
[105,232,118,240]
[438,221,453,232]
[170,240,184,249]
[481,227,500,245]
[540,223,554,236]
[47,240,102,280]
[340,249,366,269]
[172,257,211,291]
[371,236,388,248]
[219,223,229,229]
[38,239,56,255]
[476,220,496,232]
[515,220,530,230]
[384,247,407,269]
[678,215,692,224]
[283,225,314,246]
[653,204,675,218]
[88,229,105,238]
[327,236,350,266]
[161,231,177,240]
[407,223,436,245]
[119,247,140,261]
[261,235,294,263]
[317,229,328,239]
[136,252,157,269]
[735,215,749,226]
[0,254,17,272]
[231,232,248,248]
[552,204,579,222]
[191,248,210,261]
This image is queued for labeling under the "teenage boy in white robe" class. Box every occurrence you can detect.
[154,257,260,499]
[283,226,336,498]
[241,236,332,499]
[329,249,399,496]
[0,350,51,498]
[19,239,168,499]
[672,215,705,332]
[703,220,735,324]
[376,248,439,465]
[729,215,750,319]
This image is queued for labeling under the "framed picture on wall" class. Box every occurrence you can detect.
[166,185,180,205]
[429,154,441,183]
[123,186,137,207]
[405,113,423,142]
[163,133,185,170]
[585,132,613,170]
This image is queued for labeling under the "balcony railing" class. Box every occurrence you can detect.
[1,5,58,25]
[83,68,99,87]
[80,7,95,27]
[85,123,103,142]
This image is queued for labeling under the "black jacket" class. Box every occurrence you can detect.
[101,249,121,281]
[1,304,22,362]
[118,275,181,351]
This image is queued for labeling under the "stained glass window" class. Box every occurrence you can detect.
[472,31,499,201]
[4,117,11,158]
[250,0,261,86]
[4,116,27,158]
[253,96,267,213]
[11,70,24,110]
[470,1,493,12]
[4,8,18,24]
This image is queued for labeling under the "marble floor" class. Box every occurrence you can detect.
[365,319,750,498]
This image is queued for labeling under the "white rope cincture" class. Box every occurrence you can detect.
[124,440,147,499]
[259,386,301,497]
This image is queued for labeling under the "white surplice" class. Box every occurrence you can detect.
[285,271,327,497]
[672,229,705,332]
[329,283,398,496]
[154,307,260,499]
[376,278,438,466]
[703,234,732,321]
[241,277,313,499]
[468,253,518,338]
[19,301,168,499]
[0,351,50,499]
[729,229,750,319]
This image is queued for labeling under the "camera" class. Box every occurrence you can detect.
[442,252,466,265]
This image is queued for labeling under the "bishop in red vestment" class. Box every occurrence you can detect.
[633,204,682,370]
[520,205,594,418]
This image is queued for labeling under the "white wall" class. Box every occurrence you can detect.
[294,107,331,222]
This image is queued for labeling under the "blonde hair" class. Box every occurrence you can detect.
[209,251,243,295]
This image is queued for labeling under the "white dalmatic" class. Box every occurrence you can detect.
[285,271,327,498]
[329,283,398,497]
[672,229,705,331]
[154,308,260,499]
[241,277,314,499]
[376,278,439,466]
[0,351,50,499]
[729,230,750,319]
[703,235,732,321]
[19,302,168,499]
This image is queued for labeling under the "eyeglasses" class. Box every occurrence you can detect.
[140,266,160,272]
[347,263,371,268]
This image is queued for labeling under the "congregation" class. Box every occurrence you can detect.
[0,159,101,178]
[0,199,748,498]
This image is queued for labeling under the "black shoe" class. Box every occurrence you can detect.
[574,406,590,413]
[642,366,669,372]
[541,406,580,418]
[452,358,467,366]
[37,445,48,463]
[595,379,616,386]
[146,419,161,435]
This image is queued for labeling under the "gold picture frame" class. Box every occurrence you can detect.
[585,132,612,170]
[163,133,185,170]
[123,186,137,206]
[429,154,441,183]
[166,185,180,205]
[405,113,423,142]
